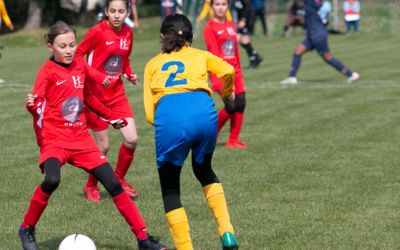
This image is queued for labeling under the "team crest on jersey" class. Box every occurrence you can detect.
[222,40,235,57]
[120,38,129,50]
[227,27,236,36]
[104,55,122,76]
[72,75,84,88]
[62,96,83,122]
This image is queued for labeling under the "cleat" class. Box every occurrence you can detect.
[84,183,101,202]
[138,234,167,250]
[347,72,360,83]
[225,140,247,149]
[249,54,263,68]
[280,77,298,85]
[119,178,139,198]
[221,232,239,250]
[18,226,39,250]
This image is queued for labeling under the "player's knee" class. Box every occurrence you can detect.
[107,178,124,197]
[123,136,138,149]
[43,175,60,193]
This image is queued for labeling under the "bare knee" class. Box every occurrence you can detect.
[123,135,138,149]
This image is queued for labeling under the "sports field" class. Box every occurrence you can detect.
[1,21,400,249]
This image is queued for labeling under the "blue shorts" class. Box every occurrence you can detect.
[154,91,217,168]
[302,34,330,54]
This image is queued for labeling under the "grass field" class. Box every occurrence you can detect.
[1,20,400,249]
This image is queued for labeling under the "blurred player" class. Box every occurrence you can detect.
[231,0,263,68]
[144,14,239,250]
[18,21,167,250]
[281,0,360,85]
[204,0,248,149]
[282,0,305,37]
[0,0,14,84]
[196,0,232,28]
[76,0,140,202]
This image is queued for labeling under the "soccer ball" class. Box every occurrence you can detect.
[58,234,96,250]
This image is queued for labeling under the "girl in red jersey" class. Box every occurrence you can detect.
[18,21,167,250]
[204,0,248,149]
[76,0,140,201]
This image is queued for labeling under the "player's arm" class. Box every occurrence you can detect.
[131,0,139,28]
[0,1,13,31]
[203,24,223,58]
[26,67,49,114]
[206,52,235,99]
[122,33,138,85]
[84,60,113,87]
[83,88,127,129]
[143,62,155,125]
[75,28,97,61]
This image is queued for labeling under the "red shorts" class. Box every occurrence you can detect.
[211,69,246,94]
[86,97,134,131]
[39,144,108,173]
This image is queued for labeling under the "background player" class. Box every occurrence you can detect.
[204,0,248,149]
[281,0,360,85]
[0,0,14,84]
[18,21,166,250]
[144,14,239,250]
[231,0,263,68]
[76,0,140,201]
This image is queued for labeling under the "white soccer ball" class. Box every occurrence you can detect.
[58,234,96,250]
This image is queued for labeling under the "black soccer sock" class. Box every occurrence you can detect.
[240,42,255,58]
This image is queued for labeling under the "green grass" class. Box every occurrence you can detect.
[1,22,400,249]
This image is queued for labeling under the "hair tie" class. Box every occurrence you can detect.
[178,30,183,35]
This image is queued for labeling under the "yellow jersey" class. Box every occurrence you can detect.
[0,0,12,29]
[144,46,235,125]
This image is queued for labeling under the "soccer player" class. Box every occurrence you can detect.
[204,0,248,149]
[144,14,239,250]
[76,0,140,202]
[18,21,167,250]
[282,0,305,37]
[281,0,360,85]
[231,0,263,68]
[0,0,14,84]
[196,0,232,28]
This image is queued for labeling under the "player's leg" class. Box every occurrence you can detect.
[281,42,308,85]
[116,117,139,197]
[159,163,193,250]
[19,158,62,250]
[84,129,109,201]
[238,30,263,68]
[90,163,166,250]
[226,93,247,149]
[192,152,238,249]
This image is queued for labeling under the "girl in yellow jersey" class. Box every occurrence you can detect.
[144,14,239,250]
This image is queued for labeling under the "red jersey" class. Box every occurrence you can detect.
[76,20,134,106]
[203,19,242,89]
[27,58,113,149]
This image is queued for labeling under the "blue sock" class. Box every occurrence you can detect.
[327,58,353,77]
[289,54,302,77]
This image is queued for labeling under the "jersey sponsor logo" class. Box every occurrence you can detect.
[62,96,83,123]
[217,30,224,35]
[56,80,67,86]
[106,41,115,45]
[221,39,235,57]
[72,75,84,88]
[104,55,122,76]
[120,38,129,50]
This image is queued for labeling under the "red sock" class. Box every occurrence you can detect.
[115,144,135,180]
[218,108,231,133]
[86,173,98,187]
[22,185,50,228]
[113,192,147,240]
[229,112,244,142]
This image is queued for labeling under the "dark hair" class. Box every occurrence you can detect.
[160,14,193,53]
[102,0,130,20]
[44,21,76,45]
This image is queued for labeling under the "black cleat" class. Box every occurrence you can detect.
[18,226,39,250]
[249,54,263,69]
[138,234,167,250]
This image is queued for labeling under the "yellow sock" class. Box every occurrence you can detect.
[203,183,234,237]
[165,207,193,250]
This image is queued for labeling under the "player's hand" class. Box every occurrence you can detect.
[224,92,235,110]
[101,77,112,87]
[109,118,128,129]
[124,73,139,85]
[238,20,246,29]
[26,94,37,107]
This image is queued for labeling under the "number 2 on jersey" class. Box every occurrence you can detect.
[161,61,188,87]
